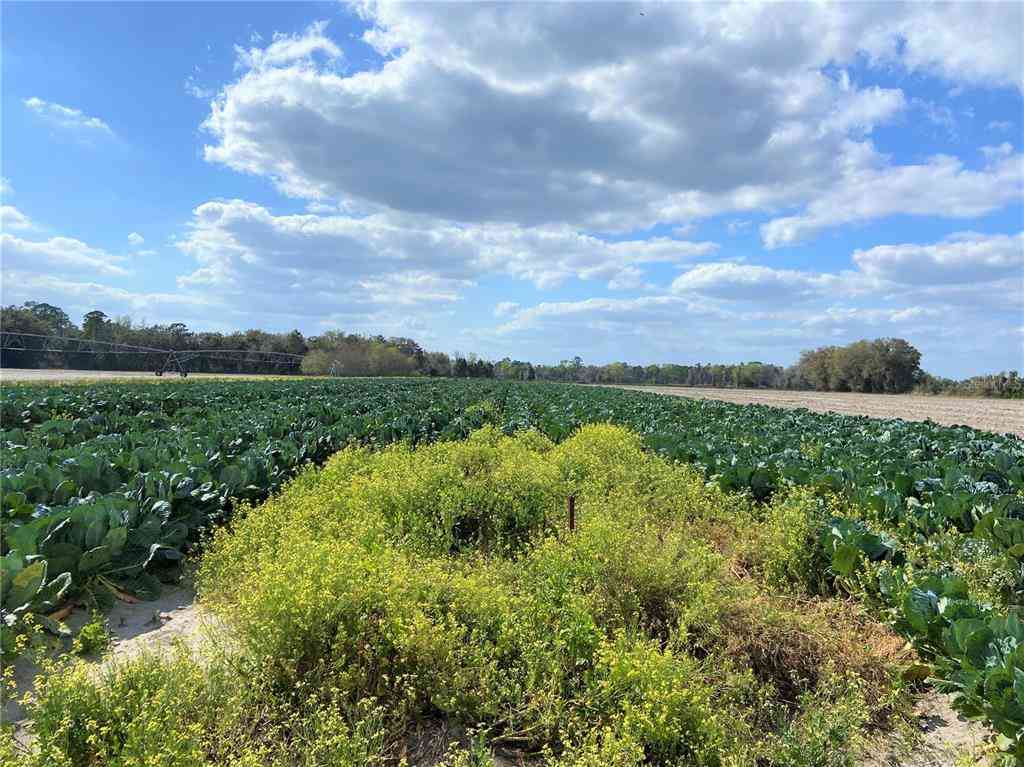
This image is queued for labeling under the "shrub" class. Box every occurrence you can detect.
[744,487,834,594]
[72,612,110,656]
[22,425,904,765]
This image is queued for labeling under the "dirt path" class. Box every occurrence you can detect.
[605,385,1024,437]
[861,691,991,766]
[4,584,211,747]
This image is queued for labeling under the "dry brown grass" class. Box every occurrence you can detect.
[605,384,1024,437]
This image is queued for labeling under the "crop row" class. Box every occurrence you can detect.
[2,378,1023,748]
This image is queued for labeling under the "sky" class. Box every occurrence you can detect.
[1,1,1022,377]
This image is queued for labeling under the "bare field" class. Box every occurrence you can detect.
[606,385,1024,437]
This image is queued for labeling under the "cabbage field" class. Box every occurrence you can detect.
[2,378,1023,763]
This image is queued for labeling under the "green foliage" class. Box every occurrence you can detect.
[820,517,901,578]
[72,612,110,656]
[934,614,1024,754]
[769,671,871,767]
[915,371,1024,399]
[26,652,210,767]
[796,338,922,394]
[3,424,899,765]
[4,377,1024,749]
[744,487,832,594]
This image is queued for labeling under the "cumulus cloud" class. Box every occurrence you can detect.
[493,229,1022,372]
[201,6,909,230]
[127,232,145,246]
[761,150,1022,247]
[173,199,718,318]
[24,97,114,136]
[0,178,11,198]
[198,2,1020,246]
[670,263,838,302]
[233,19,342,72]
[185,76,215,100]
[1,271,216,327]
[1,206,33,231]
[852,231,1024,285]
[1,233,129,276]
[856,2,1024,91]
[494,301,519,318]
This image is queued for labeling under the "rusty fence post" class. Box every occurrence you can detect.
[568,494,576,532]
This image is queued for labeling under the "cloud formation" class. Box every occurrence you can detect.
[24,97,114,137]
[1,206,33,231]
[199,2,1021,248]
[494,229,1022,371]
[761,149,1022,248]
[1,233,128,276]
[174,199,718,315]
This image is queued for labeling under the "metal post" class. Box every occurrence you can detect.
[568,494,576,532]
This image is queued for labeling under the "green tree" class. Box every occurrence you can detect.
[25,301,73,335]
[82,310,111,340]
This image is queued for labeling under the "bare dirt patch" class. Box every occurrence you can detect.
[4,584,214,748]
[861,690,992,766]
[605,385,1024,438]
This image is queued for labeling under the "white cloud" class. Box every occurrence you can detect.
[912,98,957,138]
[495,295,716,335]
[989,120,1013,132]
[0,178,11,198]
[173,199,719,320]
[127,232,145,246]
[1,233,129,276]
[1,271,216,326]
[857,3,1024,91]
[494,301,519,318]
[185,76,215,100]
[852,231,1024,285]
[198,2,1021,250]
[761,149,1022,247]
[233,20,342,72]
[356,272,469,306]
[1,206,33,231]
[201,7,916,232]
[670,263,838,302]
[24,97,113,136]
[490,228,1023,373]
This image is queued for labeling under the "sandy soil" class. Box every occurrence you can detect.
[861,691,991,766]
[606,385,1024,438]
[4,584,212,747]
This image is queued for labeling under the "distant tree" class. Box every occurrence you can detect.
[283,330,307,356]
[25,301,73,335]
[82,310,111,340]
[1,304,52,335]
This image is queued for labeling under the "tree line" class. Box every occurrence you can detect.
[1,301,1019,397]
[0,303,307,374]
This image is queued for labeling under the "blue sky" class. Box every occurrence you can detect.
[2,1,1022,377]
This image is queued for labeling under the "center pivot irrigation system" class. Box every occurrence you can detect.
[0,332,304,376]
